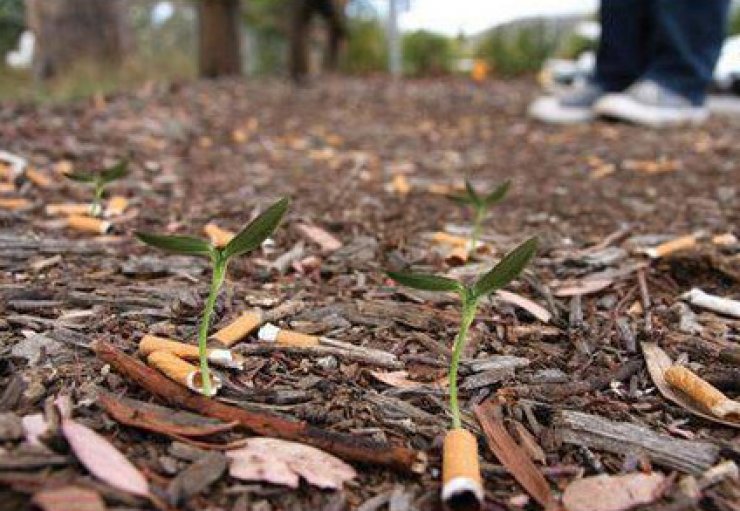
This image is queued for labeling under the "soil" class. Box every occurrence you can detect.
[1,77,738,510]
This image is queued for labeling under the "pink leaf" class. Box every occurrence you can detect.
[563,472,665,511]
[32,486,106,511]
[296,223,342,252]
[496,290,551,323]
[61,418,149,496]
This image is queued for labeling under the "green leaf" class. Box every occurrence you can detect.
[471,237,538,298]
[484,180,511,206]
[464,178,481,205]
[135,232,213,256]
[65,171,96,184]
[387,271,463,293]
[223,197,289,259]
[446,193,476,206]
[99,160,128,185]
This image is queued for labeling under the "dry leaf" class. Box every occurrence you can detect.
[32,486,106,511]
[61,418,149,496]
[474,402,556,509]
[496,290,551,323]
[563,472,665,511]
[370,370,447,390]
[227,437,357,489]
[642,343,740,429]
[296,223,342,252]
[553,278,613,297]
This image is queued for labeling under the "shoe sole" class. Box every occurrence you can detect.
[528,97,595,124]
[594,95,708,128]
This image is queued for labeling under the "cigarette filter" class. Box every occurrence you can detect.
[211,310,263,347]
[147,350,222,396]
[204,222,235,248]
[105,195,128,217]
[0,197,31,211]
[139,334,242,369]
[646,234,696,258]
[665,365,740,418]
[25,168,52,188]
[66,215,111,234]
[258,323,320,348]
[433,232,470,248]
[391,174,411,195]
[45,203,91,216]
[0,182,15,193]
[441,428,484,510]
[445,245,469,266]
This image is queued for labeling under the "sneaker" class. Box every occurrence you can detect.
[594,80,709,128]
[528,82,605,124]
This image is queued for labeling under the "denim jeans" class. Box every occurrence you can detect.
[595,0,730,105]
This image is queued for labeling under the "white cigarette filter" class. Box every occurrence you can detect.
[682,288,740,320]
[204,222,235,248]
[441,428,484,511]
[139,334,243,369]
[146,350,222,396]
[66,215,111,234]
[210,310,263,347]
[45,203,92,216]
[257,323,320,348]
[104,195,128,217]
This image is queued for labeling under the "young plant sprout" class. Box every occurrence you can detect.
[65,160,128,217]
[388,236,537,509]
[448,179,510,255]
[136,197,289,397]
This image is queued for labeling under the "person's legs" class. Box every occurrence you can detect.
[643,0,730,105]
[595,0,652,92]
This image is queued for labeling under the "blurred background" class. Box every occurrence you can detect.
[1,0,739,101]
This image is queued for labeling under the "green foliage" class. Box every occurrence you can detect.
[66,160,128,217]
[0,0,24,57]
[136,197,290,397]
[340,16,387,74]
[402,30,454,76]
[388,237,538,429]
[556,32,597,60]
[730,7,740,36]
[448,179,511,255]
[475,19,562,76]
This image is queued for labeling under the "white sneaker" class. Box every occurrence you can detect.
[594,80,709,128]
[528,82,605,124]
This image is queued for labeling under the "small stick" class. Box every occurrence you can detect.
[94,341,425,473]
[139,335,243,369]
[637,269,652,333]
[147,350,222,397]
[441,428,483,510]
[664,365,740,418]
[203,223,234,248]
[645,234,697,258]
[66,215,111,234]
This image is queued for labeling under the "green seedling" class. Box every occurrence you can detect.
[65,160,128,217]
[388,236,537,429]
[136,197,289,397]
[448,179,510,255]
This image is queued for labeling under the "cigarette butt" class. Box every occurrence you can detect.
[665,365,740,418]
[433,232,470,248]
[45,203,91,216]
[391,174,411,195]
[445,246,469,266]
[140,334,243,369]
[54,160,74,175]
[441,428,484,509]
[0,197,32,211]
[646,234,696,258]
[211,310,263,347]
[25,168,52,188]
[204,222,235,248]
[147,350,222,396]
[105,195,128,217]
[66,215,111,234]
[258,323,320,348]
[712,233,737,246]
[0,182,16,193]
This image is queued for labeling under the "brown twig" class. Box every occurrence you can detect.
[94,341,425,473]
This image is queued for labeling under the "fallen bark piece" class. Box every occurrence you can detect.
[296,223,342,252]
[644,234,697,258]
[682,288,740,319]
[554,409,719,474]
[66,215,111,235]
[370,370,447,390]
[211,310,263,347]
[642,343,740,428]
[147,350,222,397]
[474,402,556,509]
[167,451,228,506]
[228,437,357,489]
[562,472,665,511]
[94,341,424,472]
[45,203,92,216]
[61,418,149,496]
[104,195,128,217]
[441,428,484,510]
[32,486,106,511]
[203,222,234,248]
[664,365,740,418]
[139,334,243,369]
[495,290,551,323]
[0,412,23,441]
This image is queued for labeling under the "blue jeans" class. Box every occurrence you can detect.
[595,0,730,105]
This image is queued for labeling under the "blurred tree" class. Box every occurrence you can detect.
[475,19,563,76]
[0,0,25,58]
[402,30,453,76]
[340,15,386,74]
[730,6,740,35]
[198,0,242,77]
[25,0,130,79]
[290,0,347,83]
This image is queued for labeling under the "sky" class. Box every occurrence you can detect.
[390,0,599,36]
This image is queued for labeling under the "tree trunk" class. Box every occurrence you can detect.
[25,0,130,80]
[289,0,346,83]
[198,0,243,78]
